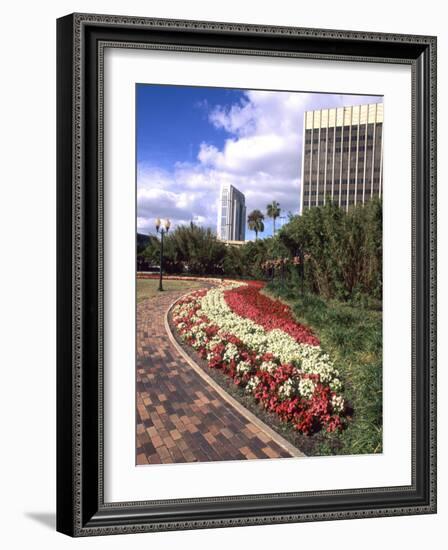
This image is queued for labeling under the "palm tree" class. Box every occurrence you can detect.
[266,200,281,235]
[247,209,265,241]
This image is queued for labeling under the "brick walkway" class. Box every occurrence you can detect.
[136,288,295,464]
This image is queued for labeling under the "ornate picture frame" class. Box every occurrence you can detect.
[56,13,437,536]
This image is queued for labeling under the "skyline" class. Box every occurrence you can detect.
[136,84,383,240]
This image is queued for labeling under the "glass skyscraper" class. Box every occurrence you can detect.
[300,103,383,212]
[217,183,246,242]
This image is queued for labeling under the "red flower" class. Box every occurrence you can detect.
[172,289,345,435]
[224,285,320,346]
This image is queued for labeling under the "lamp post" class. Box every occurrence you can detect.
[155,218,171,291]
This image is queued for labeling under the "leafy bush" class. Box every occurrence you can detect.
[278,199,382,301]
[137,200,382,303]
[140,224,227,275]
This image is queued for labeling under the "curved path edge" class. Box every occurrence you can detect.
[165,292,305,459]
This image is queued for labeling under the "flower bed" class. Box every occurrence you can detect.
[224,283,320,346]
[171,282,347,435]
[137,273,223,282]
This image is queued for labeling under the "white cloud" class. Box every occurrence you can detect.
[137,90,382,237]
[137,164,219,234]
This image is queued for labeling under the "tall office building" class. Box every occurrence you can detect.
[217,183,246,242]
[300,103,383,212]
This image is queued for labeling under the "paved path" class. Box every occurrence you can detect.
[136,289,294,464]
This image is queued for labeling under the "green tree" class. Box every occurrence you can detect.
[162,224,227,275]
[247,209,265,241]
[266,200,281,235]
[140,235,162,265]
[222,245,245,278]
[136,233,151,254]
[238,236,289,279]
[278,199,382,300]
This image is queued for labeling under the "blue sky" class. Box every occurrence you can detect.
[136,84,382,239]
[137,86,242,170]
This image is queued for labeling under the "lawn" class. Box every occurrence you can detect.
[264,281,382,456]
[137,277,205,303]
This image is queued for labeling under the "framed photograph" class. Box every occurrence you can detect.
[56,13,437,536]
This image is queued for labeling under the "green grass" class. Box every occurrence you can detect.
[264,281,382,456]
[137,278,204,303]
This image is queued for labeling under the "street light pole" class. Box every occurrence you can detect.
[159,229,164,291]
[155,218,171,292]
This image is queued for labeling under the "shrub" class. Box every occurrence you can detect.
[278,199,382,300]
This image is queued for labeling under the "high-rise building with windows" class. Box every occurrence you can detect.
[217,183,246,242]
[300,103,383,212]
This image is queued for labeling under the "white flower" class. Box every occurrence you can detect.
[332,394,345,412]
[223,343,239,363]
[245,375,260,394]
[205,336,222,351]
[298,378,315,399]
[278,378,297,400]
[236,360,252,375]
[259,361,278,374]
[330,378,342,392]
